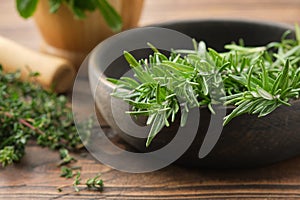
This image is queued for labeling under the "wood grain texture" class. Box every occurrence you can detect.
[3,143,300,199]
[1,0,300,199]
[0,144,300,199]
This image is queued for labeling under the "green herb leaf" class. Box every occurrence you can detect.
[146,113,165,147]
[16,0,38,18]
[0,146,18,167]
[124,51,140,67]
[60,166,74,178]
[58,148,76,166]
[95,0,122,32]
[68,0,87,19]
[73,171,81,192]
[49,0,62,13]
[256,87,274,100]
[295,23,300,44]
[86,173,104,191]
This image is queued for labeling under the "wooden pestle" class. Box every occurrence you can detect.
[0,36,75,93]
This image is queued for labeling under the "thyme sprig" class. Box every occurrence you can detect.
[72,172,104,192]
[57,150,104,193]
[109,25,300,147]
[58,170,104,192]
[0,67,82,167]
[0,67,104,192]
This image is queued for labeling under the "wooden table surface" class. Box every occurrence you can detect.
[1,0,300,199]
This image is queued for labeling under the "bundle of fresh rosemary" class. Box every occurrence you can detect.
[109,25,300,147]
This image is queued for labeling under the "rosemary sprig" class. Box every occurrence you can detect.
[109,25,300,147]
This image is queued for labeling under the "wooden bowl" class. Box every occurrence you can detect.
[89,19,300,168]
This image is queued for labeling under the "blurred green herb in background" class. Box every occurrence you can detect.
[16,0,122,31]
